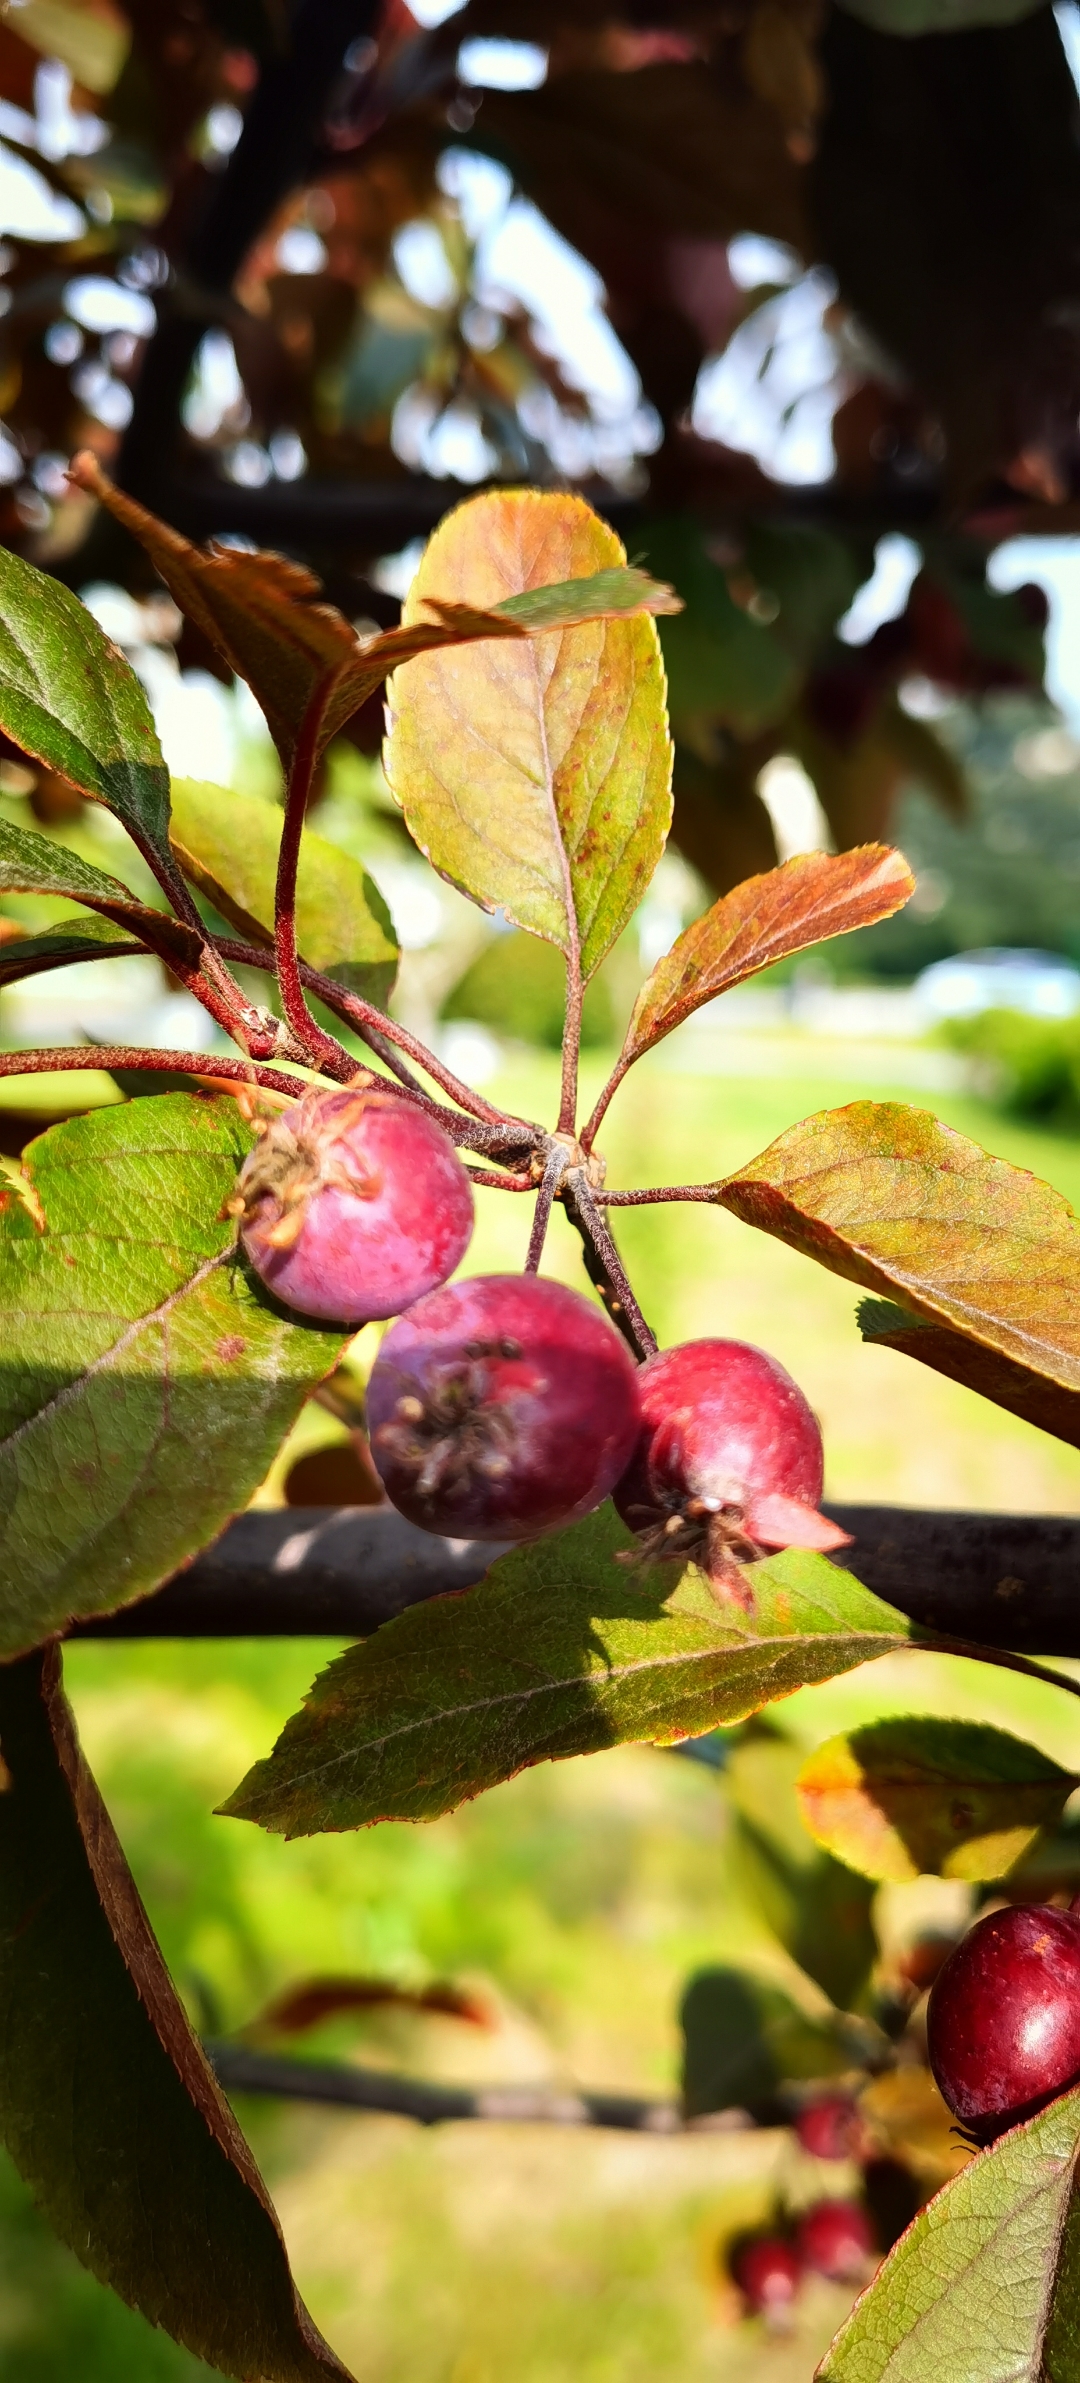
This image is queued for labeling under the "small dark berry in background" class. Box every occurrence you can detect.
[796,2094,864,2162]
[796,2198,875,2282]
[732,2234,802,2318]
[368,1272,641,1541]
[927,1902,1080,2142]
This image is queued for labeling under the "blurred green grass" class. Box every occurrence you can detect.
[13,1048,1080,2381]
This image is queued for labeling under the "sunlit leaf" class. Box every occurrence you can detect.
[169,777,398,1002]
[818,2085,1080,2382]
[0,546,171,859]
[221,1506,913,1837]
[798,1718,1077,1884]
[74,458,677,785]
[0,815,200,966]
[856,1292,1080,1449]
[857,2068,973,2189]
[726,1735,879,2010]
[616,847,913,1072]
[0,1645,350,2381]
[0,1095,345,1656]
[720,1103,1080,1447]
[383,490,674,978]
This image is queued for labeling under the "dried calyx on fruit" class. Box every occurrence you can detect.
[231,1084,474,1324]
[613,1338,851,1596]
[927,1902,1080,2144]
[368,1273,641,1541]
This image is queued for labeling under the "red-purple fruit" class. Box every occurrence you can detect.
[796,2199,874,2282]
[613,1338,850,1585]
[927,1903,1080,2143]
[368,1273,641,1541]
[795,2094,863,2163]
[732,2235,801,2317]
[232,1086,473,1324]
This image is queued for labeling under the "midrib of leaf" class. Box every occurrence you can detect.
[0,1248,227,1458]
[531,629,580,978]
[256,1622,908,1795]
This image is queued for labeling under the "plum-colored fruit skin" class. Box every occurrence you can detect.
[796,2199,874,2281]
[796,2095,862,2162]
[733,2236,801,2312]
[237,1088,473,1324]
[927,1904,1080,2142]
[368,1273,642,1541]
[613,1338,824,1535]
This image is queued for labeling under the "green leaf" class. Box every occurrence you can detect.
[0,912,145,988]
[726,1734,879,2010]
[0,1094,346,1656]
[797,1718,1078,1884]
[221,1506,914,1837]
[681,1965,855,2120]
[169,778,398,1003]
[383,490,674,979]
[818,2085,1080,2382]
[495,563,681,633]
[0,547,171,854]
[0,815,200,965]
[720,1102,1080,1449]
[0,1645,350,2382]
[612,847,914,1077]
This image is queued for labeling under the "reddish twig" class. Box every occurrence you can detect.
[561,1171,657,1361]
[598,1184,721,1206]
[524,1143,564,1271]
[580,1053,630,1153]
[272,672,357,1079]
[558,951,584,1137]
[465,1166,534,1189]
[0,1047,314,1100]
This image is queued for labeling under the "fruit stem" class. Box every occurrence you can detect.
[579,1052,628,1152]
[598,1183,721,1206]
[0,1047,314,1099]
[524,1143,564,1271]
[273,671,361,1080]
[562,1171,658,1360]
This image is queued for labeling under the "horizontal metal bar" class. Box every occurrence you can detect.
[205,2041,695,2132]
[66,1502,1080,1655]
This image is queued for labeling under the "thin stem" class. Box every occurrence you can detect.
[915,1632,1080,1707]
[562,1171,658,1361]
[127,833,274,1053]
[580,1052,629,1153]
[0,1047,314,1099]
[558,953,584,1136]
[273,673,356,1078]
[524,1145,563,1271]
[465,1167,534,1190]
[205,2042,686,2132]
[599,1184,720,1207]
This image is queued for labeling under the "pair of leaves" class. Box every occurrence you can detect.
[222,1503,915,1837]
[798,1717,1078,1885]
[821,2085,1080,2382]
[720,1101,1080,1450]
[0,813,201,973]
[0,1094,346,1656]
[0,1643,349,2381]
[169,777,399,1006]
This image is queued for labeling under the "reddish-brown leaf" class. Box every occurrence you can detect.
[619,846,914,1067]
[720,1102,1080,1444]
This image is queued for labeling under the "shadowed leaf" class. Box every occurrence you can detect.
[169,777,399,1003]
[0,815,201,966]
[726,1733,879,2011]
[221,1506,913,1837]
[0,911,146,988]
[383,490,674,978]
[618,846,913,1070]
[856,1293,1080,1448]
[798,1718,1077,1884]
[0,545,171,857]
[818,2085,1080,2382]
[720,1103,1080,1448]
[0,1095,345,1655]
[681,1966,856,2120]
[0,1645,350,2381]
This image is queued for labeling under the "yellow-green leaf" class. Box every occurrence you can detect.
[798,1718,1078,1883]
[169,778,398,1002]
[383,490,674,978]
